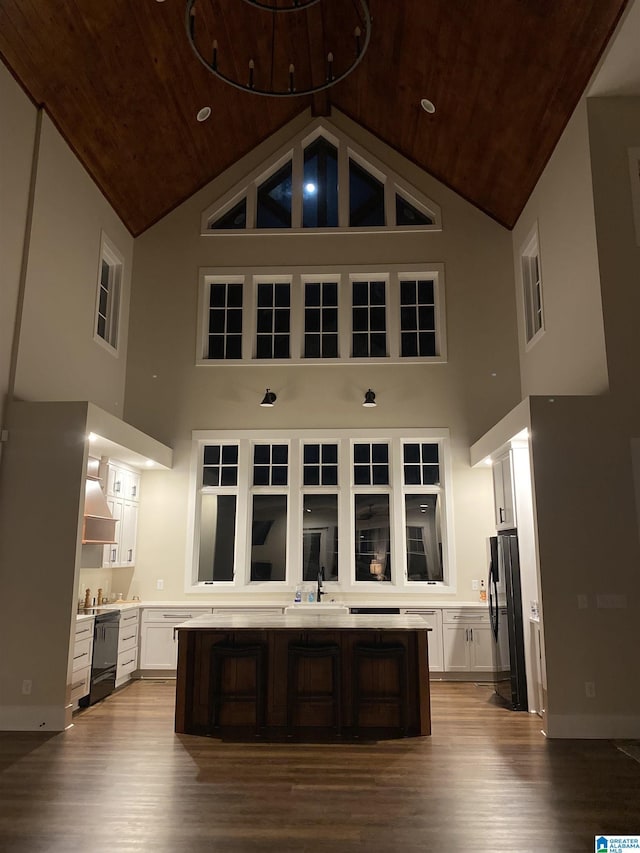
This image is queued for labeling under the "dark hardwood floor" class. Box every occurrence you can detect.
[1,680,638,852]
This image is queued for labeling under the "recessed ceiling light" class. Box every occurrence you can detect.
[196,107,211,122]
[145,460,154,467]
[420,98,436,114]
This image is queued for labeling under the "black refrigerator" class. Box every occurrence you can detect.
[488,531,528,711]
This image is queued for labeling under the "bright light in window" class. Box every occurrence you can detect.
[304,182,316,194]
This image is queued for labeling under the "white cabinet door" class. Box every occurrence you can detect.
[139,608,213,670]
[119,501,138,565]
[493,453,516,529]
[102,497,122,567]
[140,623,179,669]
[468,624,494,672]
[442,624,470,671]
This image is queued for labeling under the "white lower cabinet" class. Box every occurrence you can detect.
[71,617,94,709]
[140,608,213,671]
[402,608,443,672]
[442,608,494,673]
[115,608,139,688]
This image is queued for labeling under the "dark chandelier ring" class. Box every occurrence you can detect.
[185,0,372,97]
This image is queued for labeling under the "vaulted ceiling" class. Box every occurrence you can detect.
[0,0,629,236]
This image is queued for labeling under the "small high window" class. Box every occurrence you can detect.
[352,279,387,357]
[206,282,243,359]
[94,233,123,352]
[255,282,291,359]
[349,159,385,227]
[521,225,544,345]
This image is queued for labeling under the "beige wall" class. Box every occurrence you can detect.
[0,402,89,730]
[587,96,640,401]
[530,395,640,736]
[124,110,521,603]
[13,113,134,415]
[512,99,609,397]
[0,65,37,426]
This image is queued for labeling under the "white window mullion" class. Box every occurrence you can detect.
[341,438,356,589]
[236,439,252,585]
[391,439,406,589]
[246,183,257,229]
[288,438,301,587]
[387,272,400,359]
[290,273,302,360]
[291,147,303,228]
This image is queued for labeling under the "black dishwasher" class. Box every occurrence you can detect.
[80,610,120,707]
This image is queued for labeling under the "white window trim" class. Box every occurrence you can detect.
[186,428,456,597]
[196,263,447,366]
[93,231,123,356]
[520,223,545,350]
[200,116,442,234]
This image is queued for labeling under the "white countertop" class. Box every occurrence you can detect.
[174,612,431,631]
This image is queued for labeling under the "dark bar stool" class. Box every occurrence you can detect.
[352,642,409,736]
[209,642,267,734]
[287,642,342,734]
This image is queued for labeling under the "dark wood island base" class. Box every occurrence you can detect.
[175,614,431,739]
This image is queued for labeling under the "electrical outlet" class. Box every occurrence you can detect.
[577,594,588,609]
[22,679,32,695]
[472,579,479,591]
[156,579,164,590]
[585,681,596,698]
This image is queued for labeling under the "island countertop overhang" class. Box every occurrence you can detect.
[174,612,431,632]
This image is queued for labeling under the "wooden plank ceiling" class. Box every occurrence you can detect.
[0,0,629,236]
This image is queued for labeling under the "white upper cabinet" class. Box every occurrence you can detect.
[492,451,516,530]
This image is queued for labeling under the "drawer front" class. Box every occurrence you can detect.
[118,623,139,654]
[75,620,94,641]
[120,609,139,627]
[72,637,93,672]
[70,667,90,703]
[142,607,212,624]
[442,608,489,624]
[117,647,138,677]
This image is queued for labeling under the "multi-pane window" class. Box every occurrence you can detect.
[253,444,288,486]
[400,279,436,357]
[354,442,389,485]
[95,234,122,351]
[304,281,339,358]
[256,282,290,359]
[522,227,544,344]
[203,444,239,486]
[205,127,439,232]
[201,268,443,364]
[207,282,243,359]
[403,443,439,485]
[352,279,387,358]
[192,433,450,591]
[303,443,338,485]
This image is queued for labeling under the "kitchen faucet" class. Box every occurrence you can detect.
[317,566,325,603]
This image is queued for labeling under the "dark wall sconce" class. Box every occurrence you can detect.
[260,388,277,407]
[362,389,377,407]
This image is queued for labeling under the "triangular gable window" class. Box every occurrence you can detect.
[210,198,247,230]
[202,118,441,233]
[257,162,292,228]
[396,193,433,226]
[303,137,338,228]
[349,159,385,227]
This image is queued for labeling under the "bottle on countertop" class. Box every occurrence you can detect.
[479,579,487,602]
[97,588,103,606]
[83,588,91,610]
[294,584,302,603]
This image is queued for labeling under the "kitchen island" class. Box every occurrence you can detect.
[174,612,431,739]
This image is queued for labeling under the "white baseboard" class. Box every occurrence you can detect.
[544,713,640,739]
[0,704,68,731]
